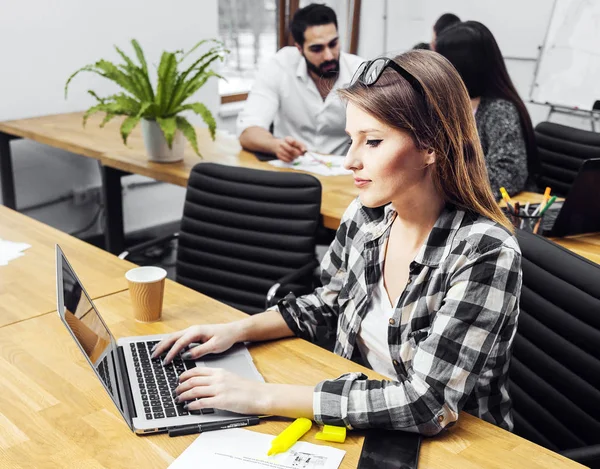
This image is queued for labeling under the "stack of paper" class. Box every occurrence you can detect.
[0,239,31,266]
[169,428,346,469]
[268,152,351,177]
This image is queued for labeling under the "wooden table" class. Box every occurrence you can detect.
[0,276,584,468]
[0,205,133,327]
[0,112,357,253]
[1,113,597,264]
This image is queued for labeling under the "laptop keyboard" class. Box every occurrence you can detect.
[97,355,114,396]
[131,341,215,420]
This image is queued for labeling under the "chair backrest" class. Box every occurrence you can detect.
[511,229,600,452]
[535,121,600,196]
[175,163,322,314]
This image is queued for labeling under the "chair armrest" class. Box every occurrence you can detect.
[265,259,319,309]
[560,444,600,466]
[118,232,179,260]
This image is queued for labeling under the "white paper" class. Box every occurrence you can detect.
[169,428,346,469]
[268,152,351,177]
[0,239,31,266]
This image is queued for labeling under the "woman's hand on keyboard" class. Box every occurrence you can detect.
[174,366,268,415]
[150,323,244,365]
[175,367,315,418]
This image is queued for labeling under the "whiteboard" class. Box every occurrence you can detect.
[384,0,554,60]
[531,0,600,111]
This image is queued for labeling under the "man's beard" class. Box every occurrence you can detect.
[305,56,340,79]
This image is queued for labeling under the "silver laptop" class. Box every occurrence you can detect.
[55,245,264,435]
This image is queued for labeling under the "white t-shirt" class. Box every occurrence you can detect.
[356,240,399,379]
[236,47,364,156]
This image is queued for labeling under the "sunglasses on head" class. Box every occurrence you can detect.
[350,57,425,97]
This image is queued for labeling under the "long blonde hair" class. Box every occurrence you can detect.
[339,50,513,232]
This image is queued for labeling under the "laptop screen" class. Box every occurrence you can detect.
[56,246,132,429]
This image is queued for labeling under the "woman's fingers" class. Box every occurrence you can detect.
[178,366,217,383]
[185,396,219,411]
[162,331,200,364]
[181,339,219,360]
[150,331,185,359]
[175,374,213,396]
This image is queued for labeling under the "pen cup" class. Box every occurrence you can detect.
[508,212,544,234]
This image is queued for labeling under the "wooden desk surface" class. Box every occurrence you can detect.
[1,113,597,262]
[0,275,582,468]
[0,112,358,230]
[0,206,133,327]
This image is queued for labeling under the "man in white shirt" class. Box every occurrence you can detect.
[236,4,364,162]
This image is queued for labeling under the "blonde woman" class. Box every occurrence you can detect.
[152,50,522,435]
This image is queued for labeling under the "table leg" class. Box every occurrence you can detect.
[101,166,129,254]
[0,133,20,209]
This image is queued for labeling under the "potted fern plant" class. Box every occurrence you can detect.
[65,39,228,162]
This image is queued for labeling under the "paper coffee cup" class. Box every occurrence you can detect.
[125,266,167,322]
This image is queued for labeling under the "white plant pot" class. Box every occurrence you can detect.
[141,118,185,163]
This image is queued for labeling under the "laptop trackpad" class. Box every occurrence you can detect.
[193,345,264,382]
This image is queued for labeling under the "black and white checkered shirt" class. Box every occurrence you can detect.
[277,198,522,435]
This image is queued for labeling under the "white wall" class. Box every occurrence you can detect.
[357,0,595,131]
[0,0,219,238]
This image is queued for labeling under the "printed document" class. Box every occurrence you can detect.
[0,239,31,266]
[268,152,351,177]
[168,428,346,469]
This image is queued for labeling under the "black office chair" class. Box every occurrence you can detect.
[121,163,322,315]
[534,122,600,196]
[511,229,600,468]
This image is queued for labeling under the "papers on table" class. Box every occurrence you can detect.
[0,239,31,266]
[268,152,351,177]
[168,428,346,469]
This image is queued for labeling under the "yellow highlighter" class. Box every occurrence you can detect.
[315,425,346,443]
[267,418,313,456]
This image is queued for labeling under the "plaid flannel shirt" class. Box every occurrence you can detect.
[276,198,522,435]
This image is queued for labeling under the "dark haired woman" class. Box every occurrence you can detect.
[152,51,522,435]
[436,21,537,197]
[431,12,461,50]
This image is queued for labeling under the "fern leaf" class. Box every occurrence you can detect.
[114,46,138,71]
[87,90,106,104]
[177,103,216,140]
[82,104,108,127]
[180,47,225,78]
[155,52,178,115]
[93,59,145,100]
[167,49,220,112]
[115,47,148,101]
[115,45,155,102]
[135,102,153,120]
[99,113,117,128]
[65,65,103,98]
[181,71,222,100]
[167,51,225,113]
[156,116,177,148]
[181,38,222,62]
[106,93,143,115]
[141,102,160,118]
[131,39,155,101]
[120,115,141,145]
[175,116,201,157]
[131,39,148,74]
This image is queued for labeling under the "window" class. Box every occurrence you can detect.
[218,0,278,100]
[217,0,361,103]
